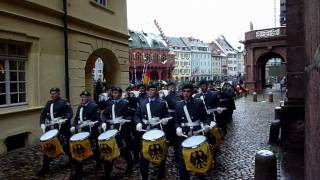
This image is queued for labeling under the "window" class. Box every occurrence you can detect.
[95,0,106,6]
[0,42,27,106]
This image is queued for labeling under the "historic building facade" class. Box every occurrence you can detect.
[168,37,191,82]
[0,0,129,154]
[128,30,174,84]
[179,37,211,81]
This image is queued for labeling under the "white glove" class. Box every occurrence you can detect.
[217,107,223,114]
[204,125,211,133]
[136,123,143,132]
[102,123,107,132]
[161,118,169,125]
[176,127,184,137]
[210,121,216,128]
[40,124,46,133]
[70,126,75,133]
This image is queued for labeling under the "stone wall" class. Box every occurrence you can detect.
[304,0,320,179]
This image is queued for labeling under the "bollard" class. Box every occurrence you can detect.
[268,92,273,102]
[255,150,277,180]
[269,119,281,144]
[253,92,257,102]
[274,106,281,120]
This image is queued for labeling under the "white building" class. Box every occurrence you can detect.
[210,41,228,79]
[168,37,192,82]
[180,37,211,81]
[216,35,243,77]
[93,57,104,81]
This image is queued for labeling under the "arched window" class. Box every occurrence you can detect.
[136,52,142,62]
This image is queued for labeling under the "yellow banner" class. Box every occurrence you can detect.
[209,127,222,149]
[182,142,213,174]
[70,139,93,161]
[41,137,64,158]
[142,138,168,165]
[98,137,120,161]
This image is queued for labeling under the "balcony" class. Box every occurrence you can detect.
[244,27,286,42]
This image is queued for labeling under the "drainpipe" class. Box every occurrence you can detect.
[63,0,70,99]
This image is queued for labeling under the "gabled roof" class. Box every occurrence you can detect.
[215,35,238,55]
[128,30,169,49]
[167,37,189,50]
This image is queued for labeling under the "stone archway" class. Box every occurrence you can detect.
[256,52,286,91]
[85,48,120,95]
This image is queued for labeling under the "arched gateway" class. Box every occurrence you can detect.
[243,27,287,92]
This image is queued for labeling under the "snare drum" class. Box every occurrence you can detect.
[142,129,168,165]
[182,135,212,174]
[208,123,222,149]
[40,129,64,158]
[98,129,120,161]
[70,132,93,161]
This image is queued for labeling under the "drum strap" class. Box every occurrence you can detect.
[183,105,193,124]
[80,107,84,124]
[200,95,209,114]
[146,103,152,122]
[112,104,116,120]
[50,103,55,120]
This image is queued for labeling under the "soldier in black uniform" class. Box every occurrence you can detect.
[174,83,210,180]
[194,79,220,123]
[132,83,148,162]
[137,83,148,103]
[124,86,138,162]
[37,87,73,176]
[220,82,236,123]
[134,83,169,180]
[101,87,133,178]
[70,90,101,179]
[163,81,181,161]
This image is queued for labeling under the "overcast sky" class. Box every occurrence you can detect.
[127,0,280,48]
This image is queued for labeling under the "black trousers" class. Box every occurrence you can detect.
[103,131,133,178]
[139,156,166,180]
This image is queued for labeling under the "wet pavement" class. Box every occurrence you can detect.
[0,89,303,180]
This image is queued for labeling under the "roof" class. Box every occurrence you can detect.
[215,35,238,55]
[129,30,169,49]
[180,37,210,52]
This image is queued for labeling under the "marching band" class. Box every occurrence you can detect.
[37,80,237,179]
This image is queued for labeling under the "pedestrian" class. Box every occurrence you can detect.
[37,87,73,176]
[70,90,101,179]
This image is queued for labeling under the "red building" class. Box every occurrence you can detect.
[129,30,174,84]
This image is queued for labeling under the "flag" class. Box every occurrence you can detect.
[143,64,151,85]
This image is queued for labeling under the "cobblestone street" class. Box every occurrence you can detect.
[0,90,290,180]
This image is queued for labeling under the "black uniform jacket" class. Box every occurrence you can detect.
[40,98,73,125]
[133,97,169,128]
[102,98,131,129]
[194,90,220,110]
[73,100,100,126]
[164,91,181,113]
[174,97,210,132]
